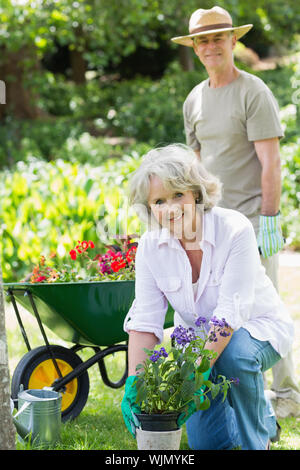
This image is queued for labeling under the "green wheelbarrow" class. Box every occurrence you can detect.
[4,281,174,422]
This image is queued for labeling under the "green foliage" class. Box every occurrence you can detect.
[98,66,206,144]
[0,152,145,282]
[1,0,299,68]
[280,138,300,247]
[0,117,85,166]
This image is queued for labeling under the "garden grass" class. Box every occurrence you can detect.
[5,260,300,451]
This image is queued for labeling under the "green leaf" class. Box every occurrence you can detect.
[171,347,180,360]
[194,371,204,390]
[203,380,212,389]
[197,397,211,411]
[221,381,229,403]
[181,379,196,401]
[197,356,210,373]
[160,360,173,376]
[143,348,153,356]
[84,178,93,195]
[135,374,145,389]
[136,383,147,404]
[180,361,194,380]
[210,383,220,400]
[159,390,170,403]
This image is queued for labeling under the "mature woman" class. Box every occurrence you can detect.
[121,143,293,450]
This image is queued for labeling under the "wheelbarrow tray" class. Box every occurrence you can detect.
[4,281,174,347]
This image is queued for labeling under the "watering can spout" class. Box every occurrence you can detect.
[10,399,32,441]
[12,416,31,441]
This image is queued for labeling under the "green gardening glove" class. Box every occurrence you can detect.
[257,212,285,258]
[121,375,141,438]
[177,367,212,427]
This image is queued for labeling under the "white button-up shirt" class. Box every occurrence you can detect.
[124,207,294,358]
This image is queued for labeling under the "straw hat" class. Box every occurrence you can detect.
[171,6,253,47]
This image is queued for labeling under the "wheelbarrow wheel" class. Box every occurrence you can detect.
[11,345,90,422]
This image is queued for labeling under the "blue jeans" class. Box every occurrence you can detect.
[186,328,281,450]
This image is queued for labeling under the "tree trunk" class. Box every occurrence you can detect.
[178,45,194,71]
[0,46,47,120]
[70,48,87,84]
[0,264,16,450]
[69,25,87,84]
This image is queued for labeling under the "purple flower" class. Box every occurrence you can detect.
[99,261,112,274]
[149,351,161,362]
[149,347,169,362]
[170,325,196,346]
[220,330,231,337]
[230,377,240,385]
[195,316,207,327]
[209,316,231,339]
[210,316,229,328]
[208,330,218,342]
[159,347,168,358]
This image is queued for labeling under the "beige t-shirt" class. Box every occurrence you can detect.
[183,70,283,233]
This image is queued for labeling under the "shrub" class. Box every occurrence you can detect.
[0,152,145,282]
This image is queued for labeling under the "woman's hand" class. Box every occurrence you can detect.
[121,375,141,438]
[122,330,158,437]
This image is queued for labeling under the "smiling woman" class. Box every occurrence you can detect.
[121,142,294,450]
[147,175,200,247]
[128,143,221,236]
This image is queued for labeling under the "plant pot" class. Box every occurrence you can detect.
[136,428,182,450]
[135,412,182,450]
[135,412,180,431]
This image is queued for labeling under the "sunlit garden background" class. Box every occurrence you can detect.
[1,0,300,450]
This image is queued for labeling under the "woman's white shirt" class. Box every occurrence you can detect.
[123,207,294,358]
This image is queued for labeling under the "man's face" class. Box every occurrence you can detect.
[192,31,237,72]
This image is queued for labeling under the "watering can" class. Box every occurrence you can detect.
[11,387,62,447]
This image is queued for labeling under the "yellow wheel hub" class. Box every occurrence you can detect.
[28,359,78,412]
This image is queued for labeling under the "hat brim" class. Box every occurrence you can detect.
[171,24,253,47]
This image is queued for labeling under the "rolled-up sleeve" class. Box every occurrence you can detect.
[212,221,259,330]
[123,239,168,344]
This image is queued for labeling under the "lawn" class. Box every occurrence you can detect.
[4,257,300,450]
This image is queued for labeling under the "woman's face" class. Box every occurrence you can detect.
[147,175,200,242]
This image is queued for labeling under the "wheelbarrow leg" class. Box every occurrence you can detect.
[7,289,31,352]
[26,290,63,380]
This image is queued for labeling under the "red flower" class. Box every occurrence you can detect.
[88,240,95,249]
[36,276,46,282]
[111,259,126,272]
[81,241,89,251]
[70,249,77,260]
[126,246,137,263]
[104,249,117,259]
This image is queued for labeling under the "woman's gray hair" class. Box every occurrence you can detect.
[128,143,222,226]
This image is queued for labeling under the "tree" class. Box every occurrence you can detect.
[1,0,299,119]
[0,263,15,450]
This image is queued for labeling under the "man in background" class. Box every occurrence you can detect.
[171,5,300,418]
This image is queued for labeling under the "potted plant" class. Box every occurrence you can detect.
[132,317,239,450]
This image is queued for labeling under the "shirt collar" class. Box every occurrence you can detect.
[157,208,216,249]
